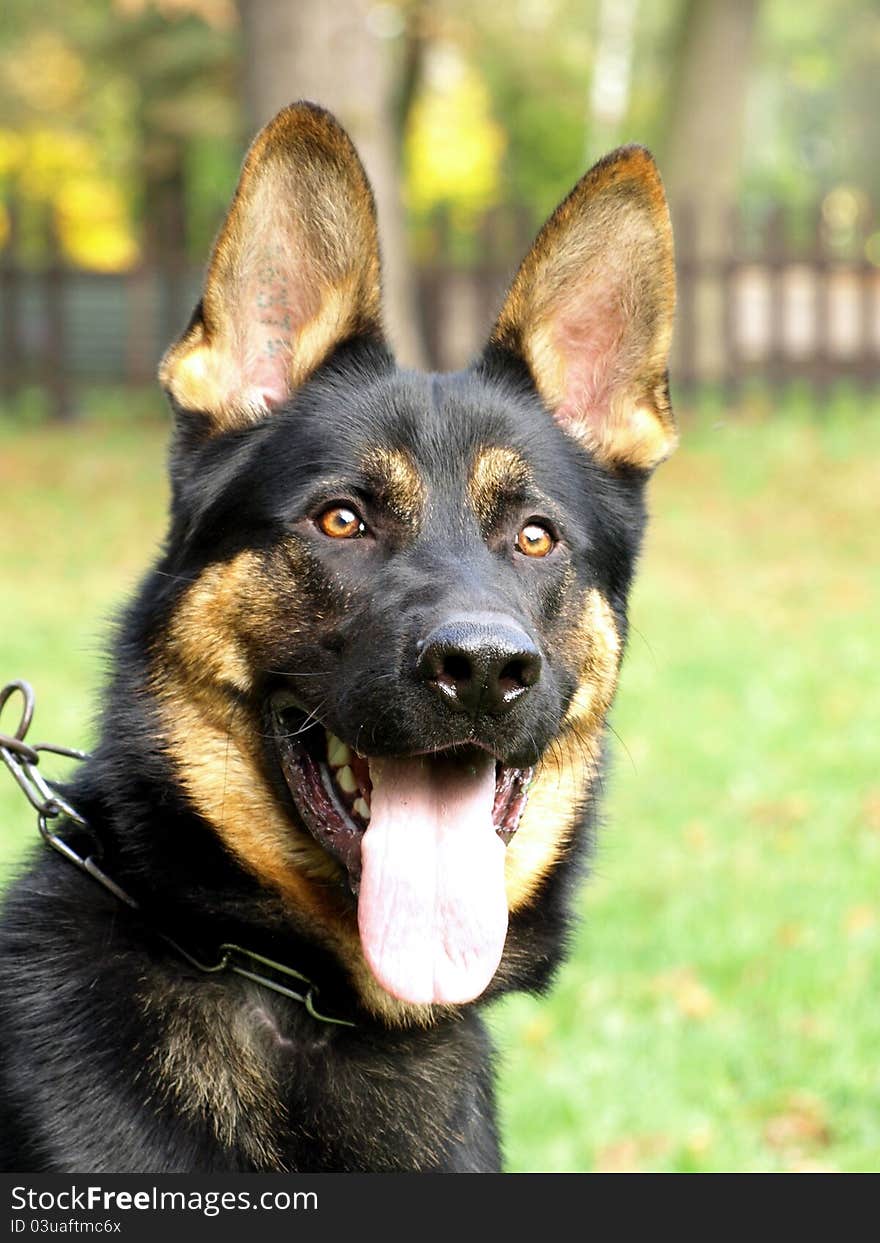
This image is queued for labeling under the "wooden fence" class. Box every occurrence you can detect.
[672,202,880,395]
[419,200,880,393]
[2,200,878,420]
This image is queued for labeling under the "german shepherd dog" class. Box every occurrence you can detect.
[0,103,675,1172]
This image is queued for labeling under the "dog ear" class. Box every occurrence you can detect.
[159,102,384,433]
[487,146,676,471]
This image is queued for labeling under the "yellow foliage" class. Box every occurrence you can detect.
[56,178,138,272]
[1,128,139,270]
[113,0,237,29]
[0,131,25,177]
[17,130,97,200]
[406,56,506,217]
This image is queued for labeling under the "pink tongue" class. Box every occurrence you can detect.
[357,753,508,1005]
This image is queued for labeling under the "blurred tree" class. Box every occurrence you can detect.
[236,0,426,367]
[437,0,597,230]
[661,0,760,213]
[0,0,238,269]
[2,0,879,283]
[588,0,638,162]
[405,42,507,252]
[103,4,236,273]
[745,0,880,217]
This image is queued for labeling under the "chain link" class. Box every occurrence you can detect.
[0,678,356,1028]
[0,680,90,825]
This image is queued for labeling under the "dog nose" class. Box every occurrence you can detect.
[416,615,542,716]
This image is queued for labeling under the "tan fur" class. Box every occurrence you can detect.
[152,549,442,1028]
[491,146,676,471]
[155,551,623,1013]
[159,104,382,429]
[154,664,439,1030]
[505,589,622,910]
[561,588,623,733]
[467,446,531,529]
[153,118,646,1020]
[154,551,339,890]
[363,448,426,528]
[144,967,462,1168]
[160,555,259,694]
[142,979,285,1170]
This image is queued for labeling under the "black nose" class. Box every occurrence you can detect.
[416,614,542,717]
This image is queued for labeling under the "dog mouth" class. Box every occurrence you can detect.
[269,695,533,1006]
[270,699,533,885]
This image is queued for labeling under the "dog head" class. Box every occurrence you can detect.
[153,103,675,1019]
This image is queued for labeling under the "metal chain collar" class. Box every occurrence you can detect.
[0,679,355,1028]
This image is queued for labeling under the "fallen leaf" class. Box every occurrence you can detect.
[764,1093,831,1153]
[651,967,716,1019]
[749,796,811,830]
[862,790,880,833]
[776,922,806,947]
[594,1133,671,1173]
[844,906,876,937]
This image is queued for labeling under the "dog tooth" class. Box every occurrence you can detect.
[336,764,358,794]
[326,735,352,769]
[353,798,371,821]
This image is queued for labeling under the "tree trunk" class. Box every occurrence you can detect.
[662,0,760,215]
[236,0,426,368]
[660,0,760,384]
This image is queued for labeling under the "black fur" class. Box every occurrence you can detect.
[0,333,650,1174]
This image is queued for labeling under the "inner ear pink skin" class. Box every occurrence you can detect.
[552,287,627,432]
[238,248,320,408]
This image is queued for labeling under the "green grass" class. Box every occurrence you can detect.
[1,396,878,1172]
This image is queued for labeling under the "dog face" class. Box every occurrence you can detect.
[154,103,675,1019]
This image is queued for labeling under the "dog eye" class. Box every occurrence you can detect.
[316,504,366,539]
[516,521,555,558]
